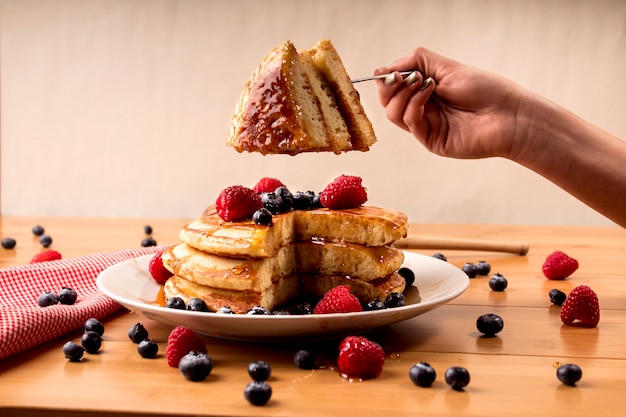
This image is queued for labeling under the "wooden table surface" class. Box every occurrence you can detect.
[1,216,625,417]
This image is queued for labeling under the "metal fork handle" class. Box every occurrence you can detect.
[351,71,416,83]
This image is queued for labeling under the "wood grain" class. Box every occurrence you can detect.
[1,217,625,417]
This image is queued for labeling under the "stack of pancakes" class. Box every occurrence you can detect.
[226,39,377,155]
[162,205,409,313]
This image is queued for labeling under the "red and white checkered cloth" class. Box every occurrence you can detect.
[0,247,164,360]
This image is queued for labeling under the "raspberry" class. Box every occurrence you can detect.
[253,177,285,194]
[215,185,263,222]
[148,251,173,285]
[312,285,362,314]
[337,336,385,379]
[542,251,579,280]
[166,326,207,367]
[560,285,600,328]
[319,175,368,210]
[30,249,62,263]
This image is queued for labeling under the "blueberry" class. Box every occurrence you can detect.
[384,292,405,308]
[476,313,504,336]
[310,192,323,208]
[409,362,437,387]
[289,302,313,315]
[462,262,478,278]
[38,291,59,307]
[128,323,149,343]
[248,360,272,381]
[364,299,386,311]
[32,225,45,236]
[260,192,284,214]
[216,306,235,314]
[294,349,316,370]
[143,225,153,235]
[62,341,84,362]
[445,366,470,391]
[556,363,582,386]
[141,237,157,247]
[58,287,78,305]
[252,208,273,226]
[247,306,270,315]
[166,296,185,310]
[291,191,313,210]
[476,260,491,275]
[1,237,16,249]
[39,235,53,248]
[549,289,567,306]
[186,298,210,312]
[179,351,213,382]
[137,339,159,359]
[84,318,105,336]
[432,253,447,261]
[244,381,272,406]
[81,331,102,354]
[274,187,293,211]
[488,273,508,292]
[397,267,415,287]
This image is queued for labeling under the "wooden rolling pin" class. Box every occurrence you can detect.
[394,236,529,255]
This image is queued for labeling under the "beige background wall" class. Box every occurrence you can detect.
[1,0,624,225]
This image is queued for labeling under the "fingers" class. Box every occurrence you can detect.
[402,80,438,139]
[376,70,429,103]
[378,71,436,131]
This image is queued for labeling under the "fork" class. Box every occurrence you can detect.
[351,71,416,83]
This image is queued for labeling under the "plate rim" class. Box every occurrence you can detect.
[96,251,469,338]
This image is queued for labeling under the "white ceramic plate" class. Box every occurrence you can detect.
[96,252,468,341]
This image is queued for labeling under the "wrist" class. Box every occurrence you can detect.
[507,90,573,168]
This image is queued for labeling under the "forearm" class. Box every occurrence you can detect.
[511,92,626,227]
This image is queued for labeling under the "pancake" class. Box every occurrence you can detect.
[306,39,377,151]
[226,40,331,155]
[164,271,405,314]
[162,240,404,292]
[300,272,406,304]
[299,47,352,153]
[181,205,408,258]
[294,240,404,281]
[162,243,296,292]
[226,39,376,155]
[164,274,301,314]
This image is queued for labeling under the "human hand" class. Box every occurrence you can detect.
[376,47,529,159]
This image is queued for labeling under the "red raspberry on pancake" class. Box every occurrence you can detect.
[253,177,285,194]
[215,185,263,222]
[320,175,367,210]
